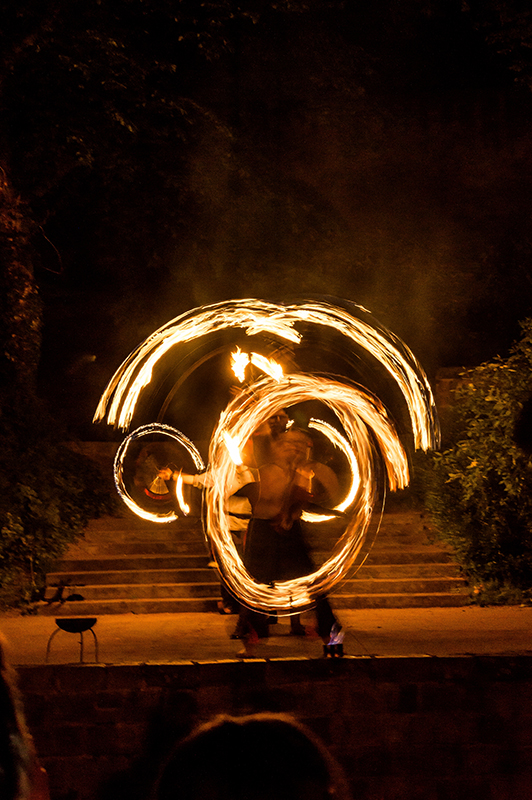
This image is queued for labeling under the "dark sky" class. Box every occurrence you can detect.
[8,0,530,437]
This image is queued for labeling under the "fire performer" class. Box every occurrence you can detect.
[159,411,309,627]
[235,427,345,658]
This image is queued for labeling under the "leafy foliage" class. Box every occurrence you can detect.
[0,171,42,391]
[419,319,532,601]
[0,396,116,610]
[466,1,532,92]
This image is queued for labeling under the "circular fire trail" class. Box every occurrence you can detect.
[95,298,439,614]
[113,423,204,523]
[207,374,408,612]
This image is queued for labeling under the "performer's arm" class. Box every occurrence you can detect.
[158,468,212,488]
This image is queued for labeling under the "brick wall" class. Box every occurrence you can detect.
[17,655,532,800]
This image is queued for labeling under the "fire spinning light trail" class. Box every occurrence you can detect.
[302,418,360,522]
[113,423,204,523]
[93,298,439,450]
[95,298,439,614]
[207,374,408,613]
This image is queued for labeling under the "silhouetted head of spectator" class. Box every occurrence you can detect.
[153,712,351,800]
[0,635,31,800]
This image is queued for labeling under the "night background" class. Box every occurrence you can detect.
[3,8,532,797]
[2,0,532,438]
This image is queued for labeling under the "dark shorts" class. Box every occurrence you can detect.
[244,517,314,584]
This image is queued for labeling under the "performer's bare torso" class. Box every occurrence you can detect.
[250,430,340,525]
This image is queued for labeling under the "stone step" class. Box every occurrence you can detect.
[333,592,471,609]
[65,538,452,561]
[83,514,200,531]
[357,562,462,578]
[341,576,468,594]
[37,597,219,616]
[47,559,462,588]
[43,575,466,602]
[77,510,434,543]
[37,587,470,616]
[41,507,470,614]
[46,567,219,586]
[51,554,213,573]
[65,541,210,557]
[314,549,457,565]
[45,582,221,601]
[51,548,457,575]
[46,566,465,599]
[76,529,207,546]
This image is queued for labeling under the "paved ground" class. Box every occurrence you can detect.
[1,605,531,665]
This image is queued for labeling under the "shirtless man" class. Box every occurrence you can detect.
[237,428,343,656]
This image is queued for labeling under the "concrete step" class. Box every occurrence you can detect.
[64,541,210,557]
[37,588,470,617]
[314,548,457,565]
[45,565,464,592]
[46,582,221,601]
[356,562,462,578]
[333,592,471,609]
[46,568,219,587]
[44,576,467,602]
[51,554,213,573]
[37,597,219,616]
[41,507,470,614]
[340,576,468,594]
[51,549,458,575]
[47,559,462,586]
[82,514,200,531]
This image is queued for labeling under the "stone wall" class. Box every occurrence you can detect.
[17,655,532,800]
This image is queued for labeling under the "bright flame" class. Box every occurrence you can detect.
[230,348,284,383]
[222,430,243,466]
[94,298,439,451]
[250,353,284,382]
[96,298,440,613]
[175,471,190,516]
[301,417,360,523]
[231,347,249,382]
[206,374,408,613]
[113,423,204,523]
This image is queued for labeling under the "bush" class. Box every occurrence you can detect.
[0,396,116,610]
[418,319,532,603]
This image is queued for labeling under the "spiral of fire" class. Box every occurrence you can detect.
[95,298,439,613]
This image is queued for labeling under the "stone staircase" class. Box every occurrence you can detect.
[38,504,470,616]
[331,512,470,609]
